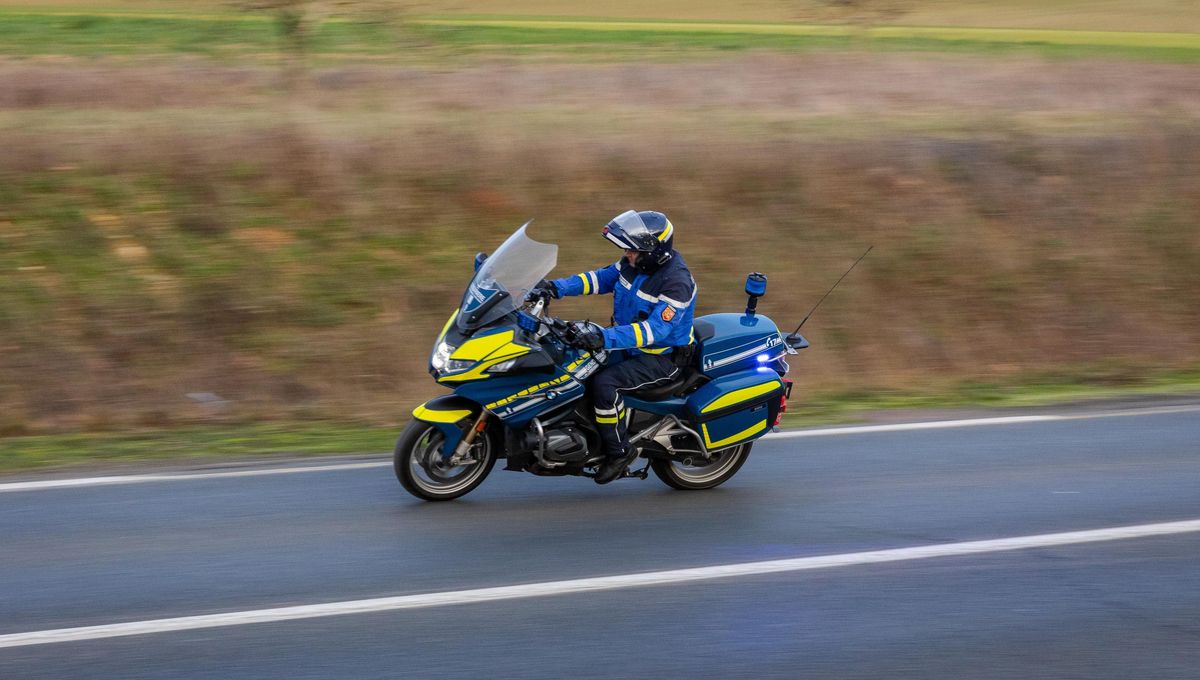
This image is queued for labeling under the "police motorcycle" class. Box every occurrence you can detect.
[395,222,807,501]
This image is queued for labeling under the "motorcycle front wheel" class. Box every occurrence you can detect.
[650,443,751,490]
[394,419,497,502]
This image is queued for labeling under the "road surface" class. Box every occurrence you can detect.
[2,402,1198,678]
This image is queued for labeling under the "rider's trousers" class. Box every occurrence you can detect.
[589,352,678,458]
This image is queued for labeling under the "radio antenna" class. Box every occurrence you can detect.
[792,246,872,335]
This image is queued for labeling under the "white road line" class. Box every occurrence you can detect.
[0,462,390,493]
[763,415,1062,439]
[3,404,1197,493]
[2,518,1197,649]
[762,404,1200,440]
[1071,404,1200,419]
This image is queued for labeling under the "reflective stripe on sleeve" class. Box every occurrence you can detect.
[641,322,655,345]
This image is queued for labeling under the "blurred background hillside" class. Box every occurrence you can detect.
[1,0,1198,442]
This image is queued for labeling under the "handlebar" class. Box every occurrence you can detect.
[521,292,607,363]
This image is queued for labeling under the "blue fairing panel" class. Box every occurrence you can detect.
[449,347,600,428]
[694,313,785,378]
[622,394,688,417]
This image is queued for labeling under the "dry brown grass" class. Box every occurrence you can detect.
[1,54,1198,432]
[2,54,1199,115]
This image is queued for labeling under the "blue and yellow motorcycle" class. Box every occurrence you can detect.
[395,223,808,501]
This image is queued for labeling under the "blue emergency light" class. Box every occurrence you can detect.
[744,272,767,317]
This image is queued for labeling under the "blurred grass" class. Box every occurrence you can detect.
[0,11,1198,61]
[0,422,397,472]
[0,11,404,58]
[3,107,1199,436]
[784,366,1200,426]
[1,0,1198,33]
[3,365,1198,472]
[1,3,1199,463]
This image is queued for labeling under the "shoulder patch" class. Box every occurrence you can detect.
[661,306,676,322]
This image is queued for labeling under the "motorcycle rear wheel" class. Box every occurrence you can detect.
[394,420,497,501]
[650,443,751,490]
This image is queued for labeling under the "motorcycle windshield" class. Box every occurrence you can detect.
[457,222,558,332]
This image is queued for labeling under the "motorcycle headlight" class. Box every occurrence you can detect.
[431,342,454,371]
[432,341,475,374]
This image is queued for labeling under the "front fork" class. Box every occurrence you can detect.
[446,411,489,464]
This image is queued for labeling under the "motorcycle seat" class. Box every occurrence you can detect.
[627,368,707,401]
[693,319,717,343]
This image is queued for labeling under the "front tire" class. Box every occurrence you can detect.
[650,443,751,490]
[394,419,497,501]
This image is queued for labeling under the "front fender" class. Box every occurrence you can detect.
[411,395,482,457]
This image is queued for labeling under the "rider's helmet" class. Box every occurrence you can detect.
[602,210,674,271]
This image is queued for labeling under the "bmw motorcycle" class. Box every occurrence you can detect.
[394,223,809,501]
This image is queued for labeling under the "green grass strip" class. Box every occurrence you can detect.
[0,8,264,21]
[4,373,1199,473]
[419,18,1200,50]
[783,369,1200,426]
[0,423,399,473]
[0,11,1195,61]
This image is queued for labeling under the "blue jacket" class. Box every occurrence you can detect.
[552,251,697,352]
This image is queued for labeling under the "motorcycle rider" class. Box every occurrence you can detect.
[531,210,698,484]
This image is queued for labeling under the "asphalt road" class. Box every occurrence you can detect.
[1,404,1199,679]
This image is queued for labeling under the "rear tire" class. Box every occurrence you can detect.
[394,419,497,501]
[650,442,751,490]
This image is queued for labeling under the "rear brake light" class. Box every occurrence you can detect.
[775,379,793,427]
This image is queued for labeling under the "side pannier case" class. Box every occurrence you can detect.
[685,370,785,451]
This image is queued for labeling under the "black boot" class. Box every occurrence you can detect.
[594,448,638,485]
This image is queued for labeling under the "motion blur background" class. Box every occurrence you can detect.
[1,1,1198,462]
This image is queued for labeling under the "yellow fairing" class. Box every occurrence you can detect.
[701,379,782,414]
[439,329,532,383]
[413,403,472,423]
[450,329,525,361]
[702,419,767,449]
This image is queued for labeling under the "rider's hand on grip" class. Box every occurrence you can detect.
[526,279,559,303]
[568,321,605,351]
